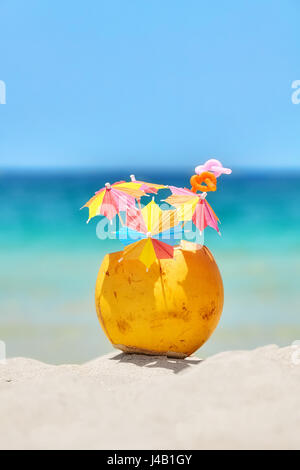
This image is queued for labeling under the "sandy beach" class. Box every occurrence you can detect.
[0,344,299,450]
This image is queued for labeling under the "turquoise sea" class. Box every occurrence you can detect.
[1,170,299,363]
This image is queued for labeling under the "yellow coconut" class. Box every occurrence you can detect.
[95,244,224,358]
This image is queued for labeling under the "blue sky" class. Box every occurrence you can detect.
[0,0,299,170]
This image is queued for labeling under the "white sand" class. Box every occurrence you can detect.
[0,345,299,450]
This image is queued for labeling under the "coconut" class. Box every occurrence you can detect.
[95,245,223,357]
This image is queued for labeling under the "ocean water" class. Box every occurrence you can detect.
[0,170,299,364]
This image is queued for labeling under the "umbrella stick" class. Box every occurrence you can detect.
[137,199,142,212]
[119,212,125,227]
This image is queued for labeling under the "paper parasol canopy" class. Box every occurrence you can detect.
[165,186,220,233]
[82,181,145,223]
[122,198,178,233]
[128,175,166,194]
[122,238,174,270]
[116,199,180,269]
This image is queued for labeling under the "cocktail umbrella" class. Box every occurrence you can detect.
[122,198,178,233]
[128,174,166,194]
[125,175,167,214]
[116,199,180,269]
[165,186,219,234]
[82,181,145,224]
[141,198,179,235]
[122,237,174,270]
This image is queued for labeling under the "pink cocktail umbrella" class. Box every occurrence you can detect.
[165,186,219,234]
[82,181,145,224]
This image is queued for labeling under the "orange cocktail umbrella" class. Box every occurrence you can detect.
[82,181,145,223]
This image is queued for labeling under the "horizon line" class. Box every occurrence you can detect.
[1,165,300,175]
